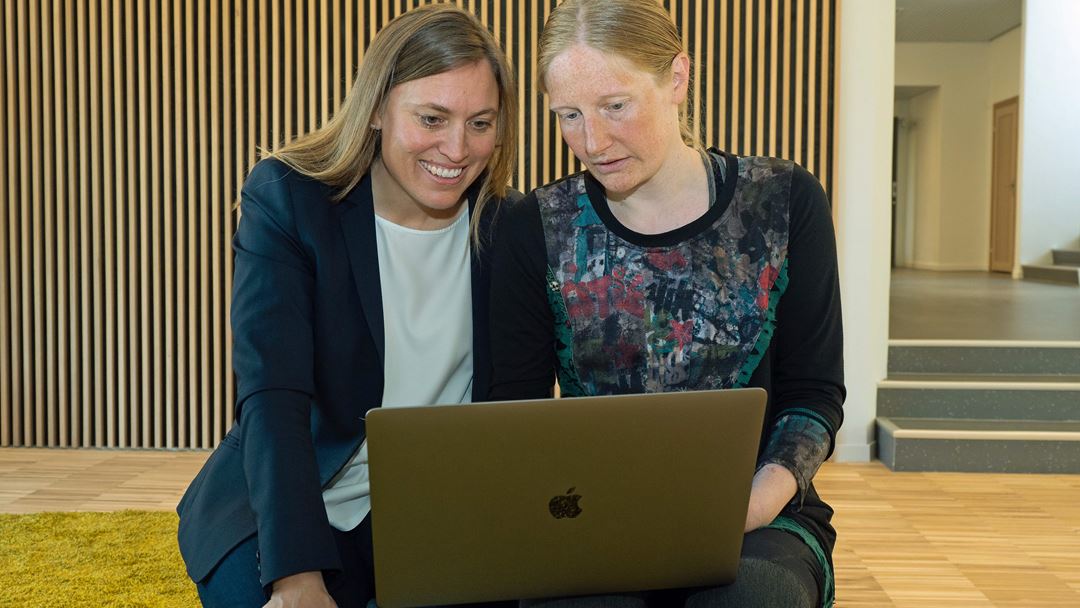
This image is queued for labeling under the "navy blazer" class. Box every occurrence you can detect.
[177,158,508,587]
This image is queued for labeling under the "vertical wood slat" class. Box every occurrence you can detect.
[113,0,125,447]
[138,0,150,448]
[185,0,197,449]
[172,0,185,449]
[0,0,10,448]
[124,0,136,448]
[197,0,210,450]
[14,0,25,447]
[806,0,817,176]
[210,0,223,446]
[76,0,88,447]
[29,0,42,447]
[41,0,56,447]
[102,0,115,449]
[158,0,170,448]
[65,0,78,446]
[217,0,227,439]
[1,0,837,449]
[90,0,103,448]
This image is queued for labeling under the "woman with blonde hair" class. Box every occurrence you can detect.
[490,1,843,606]
[177,4,517,606]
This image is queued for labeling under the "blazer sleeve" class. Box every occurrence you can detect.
[231,159,341,587]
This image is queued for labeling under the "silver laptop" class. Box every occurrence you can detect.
[366,388,767,608]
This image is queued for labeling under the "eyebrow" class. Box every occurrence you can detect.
[415,103,497,118]
[550,94,631,112]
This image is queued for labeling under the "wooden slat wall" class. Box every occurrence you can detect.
[0,0,836,449]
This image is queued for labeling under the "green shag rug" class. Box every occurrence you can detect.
[0,510,199,607]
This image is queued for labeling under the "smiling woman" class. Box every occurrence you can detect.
[173,5,518,608]
[370,60,501,229]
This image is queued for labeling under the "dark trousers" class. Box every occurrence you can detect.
[519,527,823,608]
[194,515,516,608]
[196,521,816,608]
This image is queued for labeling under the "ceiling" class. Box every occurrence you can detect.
[896,0,1022,42]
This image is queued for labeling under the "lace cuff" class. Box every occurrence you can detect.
[757,414,831,509]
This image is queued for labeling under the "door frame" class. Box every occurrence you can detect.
[989,96,1019,273]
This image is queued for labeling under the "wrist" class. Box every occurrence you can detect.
[272,570,326,593]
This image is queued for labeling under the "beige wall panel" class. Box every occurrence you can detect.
[1,0,835,448]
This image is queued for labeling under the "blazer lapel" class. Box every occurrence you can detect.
[338,174,385,366]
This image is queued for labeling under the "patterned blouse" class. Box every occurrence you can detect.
[489,149,845,602]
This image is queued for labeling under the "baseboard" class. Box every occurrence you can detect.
[909,260,989,272]
[833,441,875,463]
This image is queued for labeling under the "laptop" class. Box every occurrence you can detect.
[365,388,767,608]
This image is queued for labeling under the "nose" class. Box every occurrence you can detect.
[439,124,469,163]
[583,117,611,157]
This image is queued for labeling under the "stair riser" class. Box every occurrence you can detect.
[1052,250,1080,267]
[1022,264,1080,285]
[878,387,1080,421]
[888,346,1080,375]
[877,434,1080,473]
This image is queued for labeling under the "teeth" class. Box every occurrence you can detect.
[420,161,463,179]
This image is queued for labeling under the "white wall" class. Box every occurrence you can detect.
[903,88,944,268]
[833,0,894,462]
[1017,1,1080,267]
[896,43,993,270]
[989,27,1021,105]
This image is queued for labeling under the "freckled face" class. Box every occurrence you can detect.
[545,44,686,197]
[371,60,500,227]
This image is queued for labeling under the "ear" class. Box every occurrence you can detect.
[669,52,691,105]
[370,111,383,130]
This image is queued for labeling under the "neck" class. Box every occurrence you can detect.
[606,143,709,235]
[370,159,466,230]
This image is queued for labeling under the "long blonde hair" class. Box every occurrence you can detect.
[270,3,517,241]
[537,0,698,148]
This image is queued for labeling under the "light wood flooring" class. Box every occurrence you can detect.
[3,448,1080,607]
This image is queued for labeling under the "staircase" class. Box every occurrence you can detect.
[876,340,1080,472]
[1022,247,1080,286]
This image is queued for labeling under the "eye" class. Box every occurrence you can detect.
[419,114,445,128]
[558,111,581,122]
[607,102,626,112]
[469,119,494,132]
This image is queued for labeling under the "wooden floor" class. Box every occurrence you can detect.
[3,449,1080,607]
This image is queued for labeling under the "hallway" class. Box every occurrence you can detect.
[889,269,1080,341]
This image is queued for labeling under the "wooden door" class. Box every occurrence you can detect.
[990,97,1019,273]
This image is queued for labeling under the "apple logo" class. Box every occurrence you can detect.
[548,487,583,519]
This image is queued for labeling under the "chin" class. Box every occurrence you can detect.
[592,174,639,197]
[419,192,469,214]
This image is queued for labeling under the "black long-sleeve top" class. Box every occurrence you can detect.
[488,149,845,566]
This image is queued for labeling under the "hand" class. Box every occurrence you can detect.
[743,463,798,532]
[263,571,338,608]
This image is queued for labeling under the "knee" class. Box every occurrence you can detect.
[519,594,649,608]
[684,557,816,608]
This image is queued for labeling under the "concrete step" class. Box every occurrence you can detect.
[877,416,1080,473]
[1022,264,1080,286]
[1052,249,1080,267]
[887,341,1080,376]
[878,374,1080,421]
